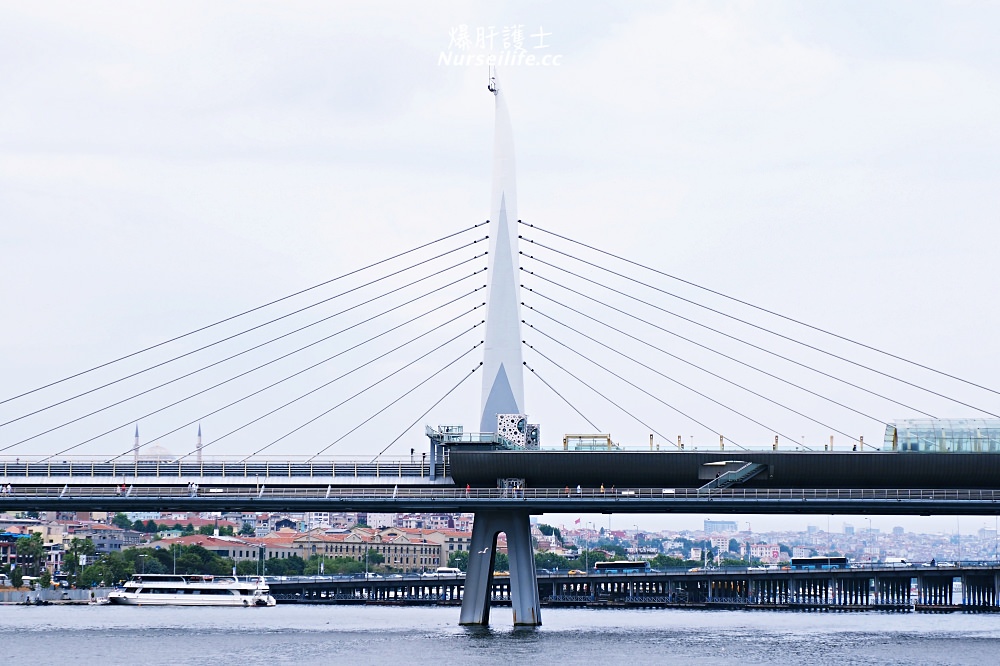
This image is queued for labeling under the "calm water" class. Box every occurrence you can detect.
[2,605,999,665]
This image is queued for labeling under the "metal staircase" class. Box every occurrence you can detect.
[698,462,767,492]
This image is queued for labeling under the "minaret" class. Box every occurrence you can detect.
[196,423,203,465]
[479,72,525,433]
[133,424,139,464]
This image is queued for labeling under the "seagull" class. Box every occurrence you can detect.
[476,547,491,554]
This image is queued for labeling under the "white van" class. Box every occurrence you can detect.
[434,567,464,576]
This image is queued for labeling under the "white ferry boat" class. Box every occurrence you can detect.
[107,574,276,607]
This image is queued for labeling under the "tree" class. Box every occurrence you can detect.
[649,554,687,570]
[38,570,52,589]
[65,537,97,587]
[198,525,214,536]
[79,551,134,587]
[19,533,46,576]
[112,513,133,530]
[264,555,304,576]
[303,556,362,576]
[144,520,159,533]
[365,549,384,567]
[235,560,259,576]
[10,568,24,588]
[239,523,255,536]
[448,551,470,571]
[492,552,509,572]
[535,552,570,570]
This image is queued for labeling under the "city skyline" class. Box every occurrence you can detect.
[2,3,999,537]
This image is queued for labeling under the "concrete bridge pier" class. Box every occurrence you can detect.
[459,510,541,626]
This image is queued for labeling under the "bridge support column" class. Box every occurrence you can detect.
[459,510,540,626]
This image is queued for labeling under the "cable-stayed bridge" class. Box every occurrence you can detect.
[3,75,999,626]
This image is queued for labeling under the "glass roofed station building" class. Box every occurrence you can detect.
[884,419,1000,452]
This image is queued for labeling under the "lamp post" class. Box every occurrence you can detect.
[865,517,873,565]
[139,554,147,575]
[745,522,752,566]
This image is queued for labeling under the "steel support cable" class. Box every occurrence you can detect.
[1,223,489,406]
[522,340,696,449]
[186,323,486,462]
[2,246,488,428]
[7,274,485,455]
[524,315,821,449]
[3,264,487,447]
[522,361,601,432]
[520,221,1000,398]
[100,305,486,463]
[526,326,767,450]
[521,285,888,430]
[306,343,485,461]
[520,242,997,418]
[45,297,486,462]
[371,362,485,461]
[237,321,483,461]
[524,284,886,426]
[521,266,936,419]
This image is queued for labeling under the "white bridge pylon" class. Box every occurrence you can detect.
[479,73,526,434]
[464,73,541,627]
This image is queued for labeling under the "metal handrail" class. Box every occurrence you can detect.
[4,484,1000,502]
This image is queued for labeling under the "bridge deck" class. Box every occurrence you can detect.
[2,484,1000,514]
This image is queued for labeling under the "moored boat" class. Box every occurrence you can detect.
[107,574,276,607]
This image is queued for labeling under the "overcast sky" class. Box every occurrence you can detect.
[2,2,999,532]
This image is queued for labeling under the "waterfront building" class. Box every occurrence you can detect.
[157,534,261,562]
[750,544,782,563]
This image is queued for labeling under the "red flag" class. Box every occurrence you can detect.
[574,518,581,524]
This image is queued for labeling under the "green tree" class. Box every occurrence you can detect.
[537,524,564,545]
[535,552,570,570]
[198,525,214,536]
[64,537,97,587]
[79,551,134,587]
[239,523,255,536]
[144,520,159,533]
[264,555,304,576]
[219,525,235,537]
[38,570,52,588]
[492,552,509,572]
[19,533,46,576]
[10,568,24,588]
[648,554,687,570]
[364,549,384,567]
[235,560,259,576]
[447,551,470,571]
[304,556,363,576]
[112,513,133,530]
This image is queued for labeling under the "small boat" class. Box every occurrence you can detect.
[107,574,276,607]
